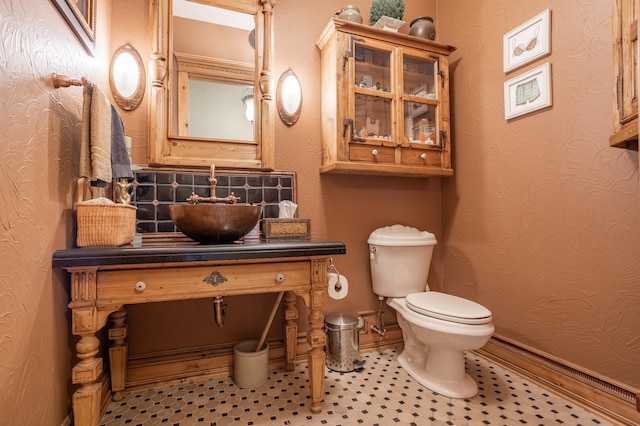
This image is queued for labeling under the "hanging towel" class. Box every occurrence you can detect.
[79,84,133,186]
[110,104,133,179]
[89,86,113,185]
[79,84,112,187]
[79,85,94,184]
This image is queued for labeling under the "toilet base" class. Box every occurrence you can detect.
[397,350,478,399]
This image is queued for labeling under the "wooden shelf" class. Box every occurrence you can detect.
[319,161,454,178]
[609,120,638,150]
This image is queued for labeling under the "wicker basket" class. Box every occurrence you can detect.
[75,178,137,247]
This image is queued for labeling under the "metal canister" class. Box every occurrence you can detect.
[324,314,361,372]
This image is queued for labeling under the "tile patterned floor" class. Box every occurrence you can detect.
[100,348,613,426]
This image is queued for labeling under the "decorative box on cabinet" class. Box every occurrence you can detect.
[316,18,456,178]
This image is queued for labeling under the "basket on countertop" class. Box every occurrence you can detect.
[75,178,137,247]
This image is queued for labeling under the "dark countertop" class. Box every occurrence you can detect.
[52,239,347,268]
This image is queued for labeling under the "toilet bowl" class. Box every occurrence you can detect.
[368,225,494,398]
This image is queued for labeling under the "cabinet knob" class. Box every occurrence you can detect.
[134,281,146,292]
[371,149,378,156]
[275,273,286,283]
[420,153,427,159]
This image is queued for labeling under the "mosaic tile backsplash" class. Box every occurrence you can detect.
[131,170,296,234]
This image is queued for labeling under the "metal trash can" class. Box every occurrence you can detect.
[324,314,362,372]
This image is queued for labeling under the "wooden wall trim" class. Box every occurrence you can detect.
[477,335,640,426]
[123,316,403,392]
[124,340,405,392]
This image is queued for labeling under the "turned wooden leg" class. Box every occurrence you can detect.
[108,307,128,401]
[67,268,115,426]
[306,258,328,414]
[307,305,326,414]
[284,291,298,371]
[71,333,103,426]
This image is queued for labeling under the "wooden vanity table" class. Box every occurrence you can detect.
[53,239,346,426]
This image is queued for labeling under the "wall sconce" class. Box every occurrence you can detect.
[109,45,145,111]
[276,70,302,126]
[241,88,254,123]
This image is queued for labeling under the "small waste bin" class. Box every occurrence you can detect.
[324,314,361,372]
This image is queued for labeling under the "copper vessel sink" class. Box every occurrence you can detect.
[169,204,261,243]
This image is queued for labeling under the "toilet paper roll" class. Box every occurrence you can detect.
[327,272,348,300]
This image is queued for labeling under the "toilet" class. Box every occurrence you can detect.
[368,224,494,398]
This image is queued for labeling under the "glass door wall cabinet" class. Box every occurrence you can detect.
[610,0,638,149]
[316,19,456,177]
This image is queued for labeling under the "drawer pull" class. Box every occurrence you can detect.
[203,271,228,286]
[134,281,146,292]
[371,149,378,156]
[420,153,427,159]
[275,273,286,283]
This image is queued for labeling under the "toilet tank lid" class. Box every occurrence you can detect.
[368,224,437,246]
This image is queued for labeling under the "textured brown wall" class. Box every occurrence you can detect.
[1,0,639,424]
[0,1,113,424]
[110,1,149,164]
[438,1,640,388]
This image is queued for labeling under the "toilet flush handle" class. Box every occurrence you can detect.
[369,246,376,260]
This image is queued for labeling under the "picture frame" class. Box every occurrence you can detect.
[504,63,552,120]
[503,9,551,73]
[51,0,96,56]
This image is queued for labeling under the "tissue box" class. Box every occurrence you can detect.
[263,218,310,240]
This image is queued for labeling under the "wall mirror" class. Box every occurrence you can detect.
[109,44,145,111]
[276,69,302,126]
[149,0,276,169]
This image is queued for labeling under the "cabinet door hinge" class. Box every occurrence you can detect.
[439,130,447,149]
[438,69,446,88]
[343,118,353,138]
[344,36,366,71]
[343,51,353,71]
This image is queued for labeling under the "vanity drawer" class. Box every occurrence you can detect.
[97,261,311,305]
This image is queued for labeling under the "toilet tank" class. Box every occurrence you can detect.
[368,224,437,297]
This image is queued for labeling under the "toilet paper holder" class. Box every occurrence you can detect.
[327,258,342,292]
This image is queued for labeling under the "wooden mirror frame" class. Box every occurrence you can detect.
[148,0,276,169]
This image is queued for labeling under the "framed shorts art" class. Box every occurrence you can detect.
[504,63,552,120]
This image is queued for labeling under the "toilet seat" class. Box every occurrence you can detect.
[405,292,492,325]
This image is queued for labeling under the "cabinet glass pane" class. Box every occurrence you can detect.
[403,55,436,97]
[403,54,439,147]
[354,45,392,92]
[353,94,392,141]
[404,103,437,145]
